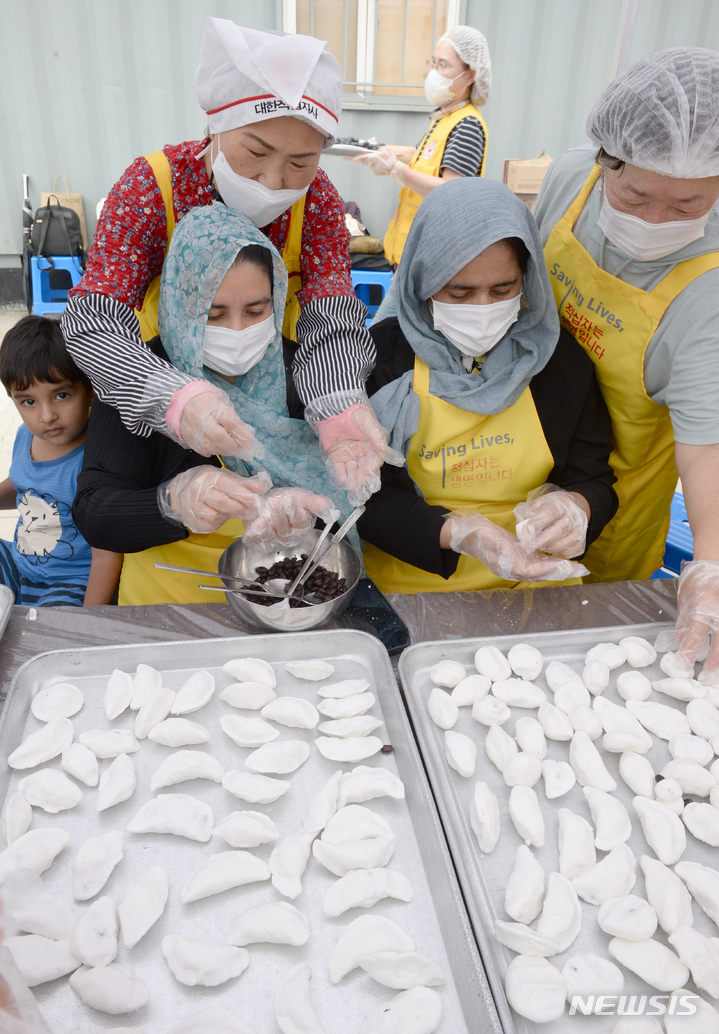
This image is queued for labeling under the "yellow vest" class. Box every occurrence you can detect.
[543,165,719,583]
[134,150,306,342]
[363,356,582,594]
[384,103,487,266]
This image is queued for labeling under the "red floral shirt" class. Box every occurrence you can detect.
[72,139,353,310]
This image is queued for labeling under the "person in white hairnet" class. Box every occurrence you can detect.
[534,47,719,683]
[351,24,491,298]
[62,17,401,517]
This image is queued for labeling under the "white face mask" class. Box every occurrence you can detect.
[432,294,522,357]
[202,314,275,377]
[424,68,466,106]
[210,135,309,227]
[598,192,710,261]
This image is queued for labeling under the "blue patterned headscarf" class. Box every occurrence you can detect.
[371,177,560,455]
[158,204,352,523]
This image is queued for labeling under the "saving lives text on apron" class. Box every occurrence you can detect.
[384,103,487,266]
[544,164,719,582]
[135,151,305,341]
[364,356,579,593]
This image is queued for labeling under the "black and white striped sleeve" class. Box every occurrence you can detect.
[62,293,195,437]
[441,116,486,178]
[292,295,377,420]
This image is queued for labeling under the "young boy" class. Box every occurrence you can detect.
[0,315,122,606]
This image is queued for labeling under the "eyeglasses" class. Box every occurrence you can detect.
[426,57,465,73]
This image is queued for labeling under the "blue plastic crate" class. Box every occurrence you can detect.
[351,270,393,327]
[650,491,693,579]
[30,255,83,315]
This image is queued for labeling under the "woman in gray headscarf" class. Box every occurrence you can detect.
[356,177,618,594]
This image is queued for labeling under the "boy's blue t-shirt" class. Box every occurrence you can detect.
[8,423,92,585]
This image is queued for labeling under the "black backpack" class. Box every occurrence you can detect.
[30,194,85,268]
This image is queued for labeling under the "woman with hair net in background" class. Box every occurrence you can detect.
[351,25,491,321]
[533,48,719,683]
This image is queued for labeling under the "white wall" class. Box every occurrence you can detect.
[2,0,719,251]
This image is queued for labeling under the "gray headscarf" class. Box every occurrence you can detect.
[371,177,560,455]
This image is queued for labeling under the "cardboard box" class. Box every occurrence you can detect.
[503,153,553,206]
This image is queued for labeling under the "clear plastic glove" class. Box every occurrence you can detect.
[444,509,590,582]
[668,560,719,685]
[171,385,264,462]
[312,401,405,507]
[157,466,272,535]
[243,487,340,553]
[350,146,399,177]
[0,947,52,1034]
[514,484,590,559]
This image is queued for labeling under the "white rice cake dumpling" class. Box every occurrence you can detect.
[79,729,139,759]
[150,749,223,791]
[97,753,136,812]
[317,693,376,719]
[5,934,80,986]
[223,657,276,687]
[18,770,82,813]
[313,805,396,877]
[323,868,414,917]
[118,865,169,948]
[245,740,310,774]
[171,669,215,715]
[0,827,69,882]
[131,662,162,709]
[317,679,371,698]
[358,986,443,1034]
[8,717,74,769]
[221,714,278,748]
[337,766,405,808]
[126,793,213,842]
[62,742,99,787]
[269,829,315,899]
[285,659,335,681]
[148,718,209,746]
[318,716,383,738]
[12,890,76,941]
[329,914,414,983]
[226,901,310,946]
[222,770,290,804]
[2,792,32,845]
[213,810,279,848]
[302,770,342,835]
[181,850,270,903]
[316,736,383,763]
[104,669,134,720]
[134,685,175,739]
[219,682,276,710]
[73,829,124,900]
[167,1009,258,1034]
[69,962,149,1014]
[71,895,119,967]
[358,951,444,990]
[274,962,327,1034]
[261,697,320,730]
[162,934,249,987]
[31,683,83,722]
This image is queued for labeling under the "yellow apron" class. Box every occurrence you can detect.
[118,519,245,606]
[543,165,719,582]
[363,356,578,594]
[134,151,306,342]
[384,103,488,266]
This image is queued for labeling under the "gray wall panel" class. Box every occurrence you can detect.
[2,0,719,255]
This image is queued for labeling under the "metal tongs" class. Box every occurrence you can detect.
[285,506,365,599]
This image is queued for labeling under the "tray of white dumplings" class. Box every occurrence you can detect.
[399,622,719,1034]
[0,629,498,1034]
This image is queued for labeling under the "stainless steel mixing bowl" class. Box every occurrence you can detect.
[217,528,362,632]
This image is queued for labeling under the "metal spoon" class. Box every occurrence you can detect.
[197,584,321,606]
[154,561,290,598]
[296,506,365,587]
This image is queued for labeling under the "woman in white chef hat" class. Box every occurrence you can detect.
[62,17,399,540]
[533,48,719,683]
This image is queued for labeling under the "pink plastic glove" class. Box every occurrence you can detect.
[243,487,340,553]
[167,383,264,461]
[668,560,719,687]
[444,509,589,582]
[350,146,400,177]
[157,466,271,535]
[315,404,405,507]
[514,485,590,559]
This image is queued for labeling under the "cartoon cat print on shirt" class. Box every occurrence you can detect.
[15,491,78,561]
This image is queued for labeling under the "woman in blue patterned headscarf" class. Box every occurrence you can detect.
[74,205,353,605]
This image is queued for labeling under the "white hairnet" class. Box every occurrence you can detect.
[439,25,492,107]
[586,47,719,179]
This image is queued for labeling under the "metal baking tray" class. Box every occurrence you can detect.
[0,629,499,1034]
[0,583,14,642]
[399,622,719,1034]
